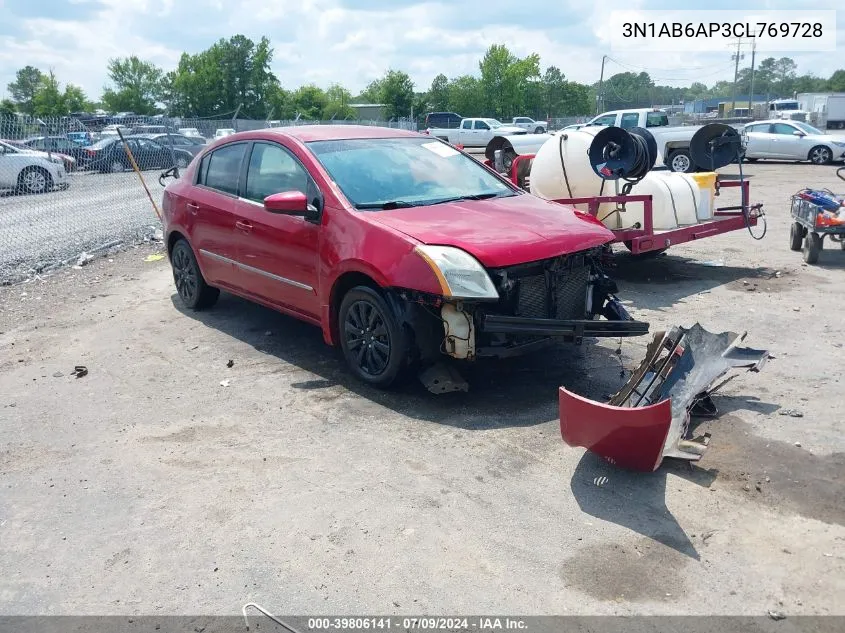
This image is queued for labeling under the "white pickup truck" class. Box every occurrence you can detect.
[511,117,548,133]
[581,108,706,172]
[425,117,528,148]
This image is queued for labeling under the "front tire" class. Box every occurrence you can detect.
[338,286,407,388]
[534,127,544,134]
[170,239,219,310]
[17,167,52,195]
[808,146,832,165]
[109,159,126,173]
[176,155,189,169]
[668,149,694,173]
[790,222,804,251]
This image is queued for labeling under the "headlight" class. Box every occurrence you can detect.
[414,245,499,300]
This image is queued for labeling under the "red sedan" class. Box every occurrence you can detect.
[162,126,647,388]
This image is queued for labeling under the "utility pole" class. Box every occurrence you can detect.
[747,36,757,115]
[730,38,743,117]
[596,55,607,115]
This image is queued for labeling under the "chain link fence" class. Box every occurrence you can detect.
[0,114,416,284]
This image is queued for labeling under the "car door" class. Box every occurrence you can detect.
[185,142,248,289]
[457,119,474,145]
[232,141,321,318]
[769,122,805,159]
[743,123,774,158]
[473,119,491,145]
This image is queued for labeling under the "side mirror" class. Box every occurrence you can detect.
[264,190,321,223]
[264,190,308,214]
[793,130,806,137]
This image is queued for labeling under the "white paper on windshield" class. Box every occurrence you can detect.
[421,141,460,158]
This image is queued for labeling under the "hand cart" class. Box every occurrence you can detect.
[789,167,845,265]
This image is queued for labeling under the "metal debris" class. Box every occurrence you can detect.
[71,366,88,378]
[560,323,769,471]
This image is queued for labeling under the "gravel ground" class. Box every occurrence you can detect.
[0,162,843,617]
[0,170,163,283]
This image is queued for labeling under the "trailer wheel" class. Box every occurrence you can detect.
[802,231,822,264]
[789,222,804,251]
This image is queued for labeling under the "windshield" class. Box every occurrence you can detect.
[772,101,799,111]
[483,119,503,128]
[793,121,823,135]
[308,137,516,210]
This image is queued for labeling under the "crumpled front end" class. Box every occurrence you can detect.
[560,323,770,472]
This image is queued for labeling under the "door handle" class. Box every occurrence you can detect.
[187,201,199,215]
[235,220,253,232]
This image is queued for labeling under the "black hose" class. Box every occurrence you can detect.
[558,134,573,198]
[737,155,766,240]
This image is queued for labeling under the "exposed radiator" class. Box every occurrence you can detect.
[515,262,589,320]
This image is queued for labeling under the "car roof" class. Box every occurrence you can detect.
[243,125,421,142]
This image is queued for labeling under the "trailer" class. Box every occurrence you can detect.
[799,92,845,130]
[488,152,764,256]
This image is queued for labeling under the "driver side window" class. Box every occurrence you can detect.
[772,123,797,135]
[590,115,616,126]
[244,142,319,207]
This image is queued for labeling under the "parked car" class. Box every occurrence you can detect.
[427,118,528,147]
[742,120,845,165]
[178,127,204,139]
[214,128,236,139]
[0,139,69,194]
[82,136,194,173]
[132,133,206,156]
[21,136,90,164]
[100,124,132,138]
[2,139,77,173]
[67,131,94,146]
[511,117,548,133]
[161,126,646,388]
[130,125,177,135]
[423,112,462,133]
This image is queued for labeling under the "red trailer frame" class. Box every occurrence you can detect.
[502,154,762,255]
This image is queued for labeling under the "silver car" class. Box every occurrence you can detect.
[742,120,845,165]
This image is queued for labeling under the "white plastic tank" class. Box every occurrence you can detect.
[529,129,708,231]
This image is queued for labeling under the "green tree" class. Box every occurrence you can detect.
[102,56,164,114]
[63,84,91,113]
[1,98,17,116]
[428,74,449,111]
[447,75,484,116]
[32,71,65,116]
[829,69,845,92]
[356,78,384,104]
[322,84,354,119]
[166,35,279,118]
[292,85,327,119]
[479,44,516,118]
[380,70,415,119]
[7,66,44,114]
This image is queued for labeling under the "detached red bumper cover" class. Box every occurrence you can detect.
[560,324,769,472]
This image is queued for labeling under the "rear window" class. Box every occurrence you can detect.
[201,143,246,195]
[646,112,669,127]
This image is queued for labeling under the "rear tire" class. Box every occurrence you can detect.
[176,155,189,168]
[802,231,822,264]
[17,166,53,195]
[170,239,219,310]
[534,126,544,134]
[338,286,407,388]
[789,222,804,251]
[109,159,126,173]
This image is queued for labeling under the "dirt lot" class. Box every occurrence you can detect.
[1,162,843,616]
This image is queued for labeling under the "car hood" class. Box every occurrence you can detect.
[364,193,615,268]
[813,133,845,144]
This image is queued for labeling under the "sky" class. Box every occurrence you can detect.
[0,0,841,102]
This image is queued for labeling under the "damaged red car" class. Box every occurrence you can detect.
[161,126,648,389]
